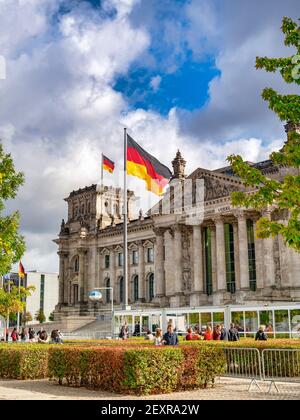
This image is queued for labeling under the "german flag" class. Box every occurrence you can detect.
[19,261,25,279]
[126,134,172,196]
[102,155,115,174]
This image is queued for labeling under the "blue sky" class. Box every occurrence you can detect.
[0,0,299,272]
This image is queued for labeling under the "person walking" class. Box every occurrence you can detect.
[163,325,179,346]
[154,328,163,346]
[228,323,240,342]
[203,326,213,341]
[255,326,268,341]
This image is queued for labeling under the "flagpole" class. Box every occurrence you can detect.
[123,127,128,309]
[101,153,104,188]
[17,274,21,333]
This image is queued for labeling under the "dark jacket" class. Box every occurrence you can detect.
[228,328,240,342]
[255,331,267,341]
[163,332,179,346]
[220,328,227,341]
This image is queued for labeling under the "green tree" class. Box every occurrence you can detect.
[48,311,55,322]
[227,17,300,251]
[23,311,33,324]
[0,283,34,319]
[35,308,46,324]
[0,143,25,275]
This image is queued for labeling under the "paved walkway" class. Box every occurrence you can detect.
[0,378,299,400]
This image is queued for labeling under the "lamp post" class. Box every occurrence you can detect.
[88,287,114,338]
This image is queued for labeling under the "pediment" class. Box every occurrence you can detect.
[188,168,246,201]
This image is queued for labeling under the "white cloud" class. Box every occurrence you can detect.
[149,75,161,91]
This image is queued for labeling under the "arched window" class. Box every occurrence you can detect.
[74,256,79,273]
[87,201,91,213]
[119,277,124,303]
[133,275,139,302]
[106,278,111,303]
[81,203,85,214]
[148,273,154,302]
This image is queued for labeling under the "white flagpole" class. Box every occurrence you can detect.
[101,153,104,188]
[123,128,128,309]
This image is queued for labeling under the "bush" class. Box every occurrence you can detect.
[0,345,49,379]
[48,345,226,395]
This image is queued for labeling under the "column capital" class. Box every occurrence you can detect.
[233,209,246,221]
[153,227,165,236]
[212,214,225,225]
[77,247,88,255]
[58,251,69,257]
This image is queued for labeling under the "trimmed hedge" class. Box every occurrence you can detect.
[0,345,49,379]
[48,345,226,395]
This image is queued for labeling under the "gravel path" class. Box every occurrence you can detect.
[0,378,299,400]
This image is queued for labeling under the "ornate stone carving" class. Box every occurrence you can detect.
[204,176,240,201]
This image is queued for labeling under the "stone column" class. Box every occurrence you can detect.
[214,216,226,292]
[173,225,183,296]
[78,248,87,303]
[211,227,217,293]
[253,219,264,289]
[193,225,203,293]
[236,211,249,290]
[233,222,241,290]
[164,229,174,297]
[138,241,145,301]
[58,251,65,305]
[262,210,276,287]
[154,229,165,299]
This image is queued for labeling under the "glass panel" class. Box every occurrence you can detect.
[245,311,258,333]
[114,316,120,334]
[275,310,289,332]
[176,315,187,333]
[231,311,244,332]
[189,313,200,328]
[291,309,300,338]
[204,227,213,296]
[224,223,236,294]
[142,316,149,333]
[259,311,274,336]
[200,312,212,331]
[133,316,141,336]
[151,315,160,333]
[213,312,224,327]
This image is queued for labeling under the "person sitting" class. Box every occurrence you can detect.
[154,328,163,346]
[186,327,193,341]
[11,328,19,342]
[163,325,179,346]
[37,329,48,343]
[255,326,268,341]
[144,329,154,341]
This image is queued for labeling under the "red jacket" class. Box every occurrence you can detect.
[204,331,213,341]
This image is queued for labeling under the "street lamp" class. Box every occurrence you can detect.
[88,287,114,338]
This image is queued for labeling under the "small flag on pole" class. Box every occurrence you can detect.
[18,261,25,278]
[102,155,115,174]
[126,134,172,196]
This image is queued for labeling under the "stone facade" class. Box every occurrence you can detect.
[54,143,300,319]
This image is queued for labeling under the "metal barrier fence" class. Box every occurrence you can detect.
[222,347,300,394]
[223,347,262,391]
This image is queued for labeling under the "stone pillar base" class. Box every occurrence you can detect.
[189,292,209,307]
[169,294,186,308]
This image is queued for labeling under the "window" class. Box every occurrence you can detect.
[204,227,213,296]
[106,278,110,303]
[40,274,45,311]
[224,223,236,294]
[148,273,154,301]
[104,254,110,269]
[147,248,154,263]
[87,202,91,213]
[118,252,123,267]
[133,275,139,301]
[247,220,257,291]
[74,257,79,273]
[119,277,124,303]
[132,250,139,265]
[81,203,85,214]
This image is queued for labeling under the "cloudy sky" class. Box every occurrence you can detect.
[0,0,299,273]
